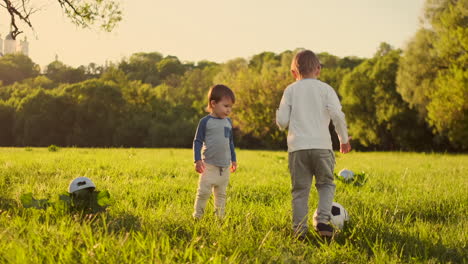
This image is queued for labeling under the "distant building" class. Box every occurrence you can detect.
[0,32,29,57]
[20,37,29,55]
[4,33,16,55]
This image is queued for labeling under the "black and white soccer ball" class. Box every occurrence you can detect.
[313,202,350,230]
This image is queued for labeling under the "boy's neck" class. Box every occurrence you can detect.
[297,72,318,80]
[210,113,224,119]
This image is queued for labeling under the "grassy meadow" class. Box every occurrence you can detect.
[0,148,467,263]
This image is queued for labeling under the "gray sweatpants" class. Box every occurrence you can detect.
[193,163,230,219]
[288,149,336,235]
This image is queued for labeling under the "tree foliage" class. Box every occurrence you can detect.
[0,54,39,85]
[0,101,14,145]
[14,89,74,146]
[341,43,433,150]
[397,0,468,149]
[45,60,87,84]
[0,17,466,152]
[1,0,122,39]
[396,29,440,118]
[215,54,291,148]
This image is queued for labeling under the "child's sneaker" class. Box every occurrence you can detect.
[292,227,308,241]
[315,223,334,238]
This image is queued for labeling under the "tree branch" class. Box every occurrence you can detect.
[2,0,34,39]
[2,0,121,39]
[57,0,83,18]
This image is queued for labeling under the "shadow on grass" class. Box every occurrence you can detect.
[335,224,465,263]
[0,196,17,211]
[230,185,288,206]
[106,212,142,233]
[297,232,334,248]
[395,199,465,224]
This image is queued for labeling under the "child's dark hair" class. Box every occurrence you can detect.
[206,84,235,111]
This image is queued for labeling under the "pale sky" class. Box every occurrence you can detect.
[0,0,426,69]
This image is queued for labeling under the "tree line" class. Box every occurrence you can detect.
[0,0,466,151]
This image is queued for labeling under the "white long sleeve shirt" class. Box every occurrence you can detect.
[276,78,349,152]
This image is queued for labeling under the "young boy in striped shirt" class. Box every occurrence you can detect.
[193,84,237,219]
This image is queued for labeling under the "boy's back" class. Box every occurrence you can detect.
[276,78,348,152]
[276,49,351,239]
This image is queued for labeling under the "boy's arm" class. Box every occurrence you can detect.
[227,118,237,172]
[276,87,291,130]
[227,118,237,163]
[229,132,237,172]
[326,88,349,144]
[193,117,208,162]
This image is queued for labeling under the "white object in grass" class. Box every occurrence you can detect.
[313,202,350,230]
[339,169,354,181]
[68,177,96,193]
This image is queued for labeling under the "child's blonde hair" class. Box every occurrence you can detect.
[206,84,235,112]
[290,50,321,78]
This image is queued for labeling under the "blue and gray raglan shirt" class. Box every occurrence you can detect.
[193,115,237,168]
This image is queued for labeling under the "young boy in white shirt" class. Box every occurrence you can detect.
[276,50,351,238]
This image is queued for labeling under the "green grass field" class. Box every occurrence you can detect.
[0,148,467,263]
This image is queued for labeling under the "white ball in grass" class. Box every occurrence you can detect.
[313,202,350,230]
[339,169,354,181]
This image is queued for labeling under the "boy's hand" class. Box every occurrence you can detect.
[230,162,237,173]
[195,160,206,173]
[340,136,352,154]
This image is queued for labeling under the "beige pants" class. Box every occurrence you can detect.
[289,149,336,235]
[193,163,230,218]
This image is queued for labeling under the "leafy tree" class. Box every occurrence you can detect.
[371,45,433,150]
[0,101,14,145]
[340,60,379,148]
[115,78,157,147]
[85,62,104,77]
[25,75,56,89]
[142,63,219,147]
[279,50,294,70]
[157,56,186,80]
[425,0,468,149]
[196,60,219,69]
[396,29,440,118]
[0,54,39,85]
[45,60,87,84]
[215,55,291,148]
[248,52,280,73]
[158,64,221,116]
[0,76,55,106]
[0,43,462,151]
[341,43,432,150]
[183,66,221,114]
[2,0,122,39]
[14,89,75,146]
[119,52,164,86]
[100,66,129,84]
[318,53,363,94]
[318,52,340,68]
[318,67,351,96]
[338,56,365,69]
[428,66,468,149]
[146,103,197,148]
[63,79,125,147]
[397,0,467,149]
